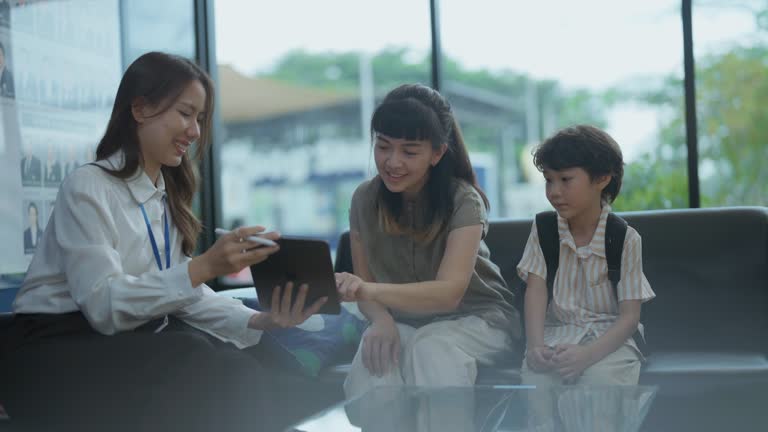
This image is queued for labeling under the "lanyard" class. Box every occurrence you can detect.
[139,197,170,271]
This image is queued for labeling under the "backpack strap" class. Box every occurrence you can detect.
[605,213,628,293]
[605,213,647,352]
[535,211,560,301]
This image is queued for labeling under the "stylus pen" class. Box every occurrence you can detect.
[214,228,278,247]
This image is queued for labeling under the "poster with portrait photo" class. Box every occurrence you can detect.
[0,29,24,273]
[1,0,121,274]
[22,199,43,255]
[19,135,41,187]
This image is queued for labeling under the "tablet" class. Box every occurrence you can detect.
[249,237,341,315]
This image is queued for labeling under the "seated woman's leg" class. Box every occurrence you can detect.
[402,315,511,386]
[1,321,228,431]
[395,316,509,432]
[134,318,341,432]
[0,315,291,432]
[343,322,417,399]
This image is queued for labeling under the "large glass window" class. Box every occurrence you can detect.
[214,0,432,284]
[120,0,196,67]
[693,0,767,206]
[440,0,687,215]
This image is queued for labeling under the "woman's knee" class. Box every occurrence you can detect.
[406,333,454,360]
[405,324,468,363]
[403,334,476,385]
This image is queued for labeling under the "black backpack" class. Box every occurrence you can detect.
[521,211,646,353]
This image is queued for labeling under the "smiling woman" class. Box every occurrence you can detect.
[93,52,215,256]
[2,51,330,431]
[336,84,521,399]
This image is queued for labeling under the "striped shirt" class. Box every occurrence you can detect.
[516,205,655,353]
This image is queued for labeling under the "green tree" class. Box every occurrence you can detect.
[618,2,768,209]
[612,75,689,211]
[696,46,768,205]
[618,44,768,210]
[265,47,430,93]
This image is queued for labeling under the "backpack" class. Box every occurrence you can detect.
[520,211,647,353]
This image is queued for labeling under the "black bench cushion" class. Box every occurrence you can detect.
[485,207,768,355]
[332,207,768,384]
[0,312,13,330]
[621,207,768,354]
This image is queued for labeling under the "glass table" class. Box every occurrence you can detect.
[288,385,657,432]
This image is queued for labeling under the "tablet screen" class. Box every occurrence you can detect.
[249,237,341,315]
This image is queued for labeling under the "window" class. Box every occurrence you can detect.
[440,0,687,215]
[693,0,767,206]
[120,0,196,67]
[214,0,432,284]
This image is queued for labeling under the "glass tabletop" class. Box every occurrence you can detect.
[288,385,657,432]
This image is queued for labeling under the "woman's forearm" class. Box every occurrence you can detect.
[359,300,393,323]
[368,280,464,314]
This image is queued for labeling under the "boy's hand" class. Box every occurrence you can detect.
[552,344,594,381]
[526,345,555,372]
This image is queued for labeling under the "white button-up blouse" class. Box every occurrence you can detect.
[13,152,262,348]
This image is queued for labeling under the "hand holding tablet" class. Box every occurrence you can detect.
[247,281,328,330]
[249,237,341,315]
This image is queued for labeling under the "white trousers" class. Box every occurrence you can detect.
[344,315,512,399]
[344,315,513,432]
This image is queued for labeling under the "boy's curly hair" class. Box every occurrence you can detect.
[533,124,625,203]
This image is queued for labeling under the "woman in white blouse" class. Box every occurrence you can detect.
[1,52,327,431]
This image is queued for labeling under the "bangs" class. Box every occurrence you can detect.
[534,137,592,172]
[371,98,445,144]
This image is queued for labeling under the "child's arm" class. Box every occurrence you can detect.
[525,273,555,371]
[554,300,641,380]
[336,224,483,313]
[583,300,642,360]
[524,273,549,349]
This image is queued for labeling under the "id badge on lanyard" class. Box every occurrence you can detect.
[139,196,171,333]
[139,196,171,272]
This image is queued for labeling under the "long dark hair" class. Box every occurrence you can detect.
[371,84,488,243]
[95,52,214,256]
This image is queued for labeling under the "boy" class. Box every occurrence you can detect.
[517,125,655,424]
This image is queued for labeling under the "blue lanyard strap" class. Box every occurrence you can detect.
[139,197,171,271]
